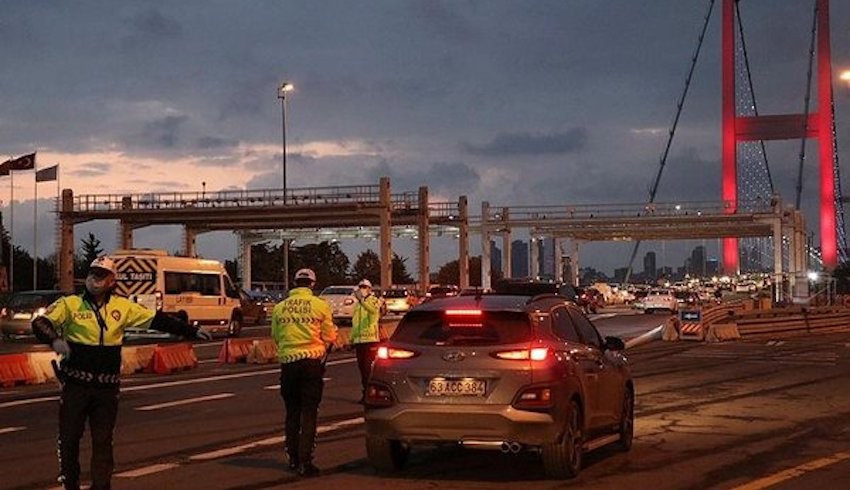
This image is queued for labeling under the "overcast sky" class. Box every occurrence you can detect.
[2,0,849,278]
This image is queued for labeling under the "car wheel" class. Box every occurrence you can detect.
[542,400,582,479]
[616,387,634,452]
[227,314,242,337]
[366,435,409,472]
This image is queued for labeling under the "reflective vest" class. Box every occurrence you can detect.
[350,294,381,344]
[271,287,338,363]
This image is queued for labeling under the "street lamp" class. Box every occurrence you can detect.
[278,81,294,292]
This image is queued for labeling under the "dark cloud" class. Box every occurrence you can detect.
[196,136,239,149]
[121,9,183,51]
[368,160,480,195]
[138,115,189,149]
[463,128,588,157]
[72,162,113,178]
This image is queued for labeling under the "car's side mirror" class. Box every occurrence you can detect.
[604,336,625,351]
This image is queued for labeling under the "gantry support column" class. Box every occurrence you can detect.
[58,189,75,293]
[500,207,511,280]
[458,196,470,289]
[773,216,784,303]
[570,239,581,287]
[118,197,135,250]
[379,177,393,288]
[240,233,253,290]
[554,237,563,283]
[183,227,198,257]
[418,186,430,293]
[481,201,492,290]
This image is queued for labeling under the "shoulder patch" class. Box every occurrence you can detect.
[111,310,122,321]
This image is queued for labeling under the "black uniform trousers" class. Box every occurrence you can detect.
[279,358,325,465]
[354,342,379,399]
[58,381,120,490]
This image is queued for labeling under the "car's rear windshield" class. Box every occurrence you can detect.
[9,293,62,308]
[321,287,354,295]
[383,289,408,298]
[392,310,532,346]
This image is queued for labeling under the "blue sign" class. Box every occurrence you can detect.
[680,310,701,322]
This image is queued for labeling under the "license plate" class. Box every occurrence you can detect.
[426,378,486,397]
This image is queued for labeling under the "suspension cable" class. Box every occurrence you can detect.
[796,0,818,209]
[735,0,774,194]
[623,0,715,284]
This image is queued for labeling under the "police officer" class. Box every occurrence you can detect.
[32,256,211,490]
[349,278,382,404]
[271,268,338,477]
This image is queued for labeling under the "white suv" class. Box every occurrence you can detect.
[642,289,678,314]
[319,285,357,323]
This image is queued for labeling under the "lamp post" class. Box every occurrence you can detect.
[278,82,294,292]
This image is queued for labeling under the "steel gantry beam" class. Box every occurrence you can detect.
[480,196,808,298]
[57,177,470,293]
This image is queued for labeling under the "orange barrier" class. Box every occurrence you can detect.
[247,339,277,364]
[217,338,256,363]
[0,354,37,388]
[122,345,157,375]
[147,343,198,375]
[27,352,61,384]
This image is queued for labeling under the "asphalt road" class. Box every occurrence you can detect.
[1,308,849,490]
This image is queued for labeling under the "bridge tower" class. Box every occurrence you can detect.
[722,0,837,272]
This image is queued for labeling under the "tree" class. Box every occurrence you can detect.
[352,249,381,285]
[435,256,500,287]
[76,232,104,278]
[392,253,414,284]
[290,241,351,289]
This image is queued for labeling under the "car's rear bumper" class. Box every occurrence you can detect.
[365,403,560,445]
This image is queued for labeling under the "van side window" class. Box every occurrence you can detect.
[165,272,222,296]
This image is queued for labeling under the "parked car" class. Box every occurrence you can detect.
[0,290,65,339]
[423,285,459,302]
[673,290,700,308]
[239,290,268,325]
[642,289,678,314]
[365,289,633,479]
[382,288,416,314]
[319,285,358,323]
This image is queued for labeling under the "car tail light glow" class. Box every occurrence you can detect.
[493,347,549,361]
[444,309,482,316]
[514,386,553,410]
[376,346,418,359]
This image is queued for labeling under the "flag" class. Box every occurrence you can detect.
[8,152,35,171]
[35,164,58,182]
[0,160,9,177]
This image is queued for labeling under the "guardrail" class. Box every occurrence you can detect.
[733,306,850,337]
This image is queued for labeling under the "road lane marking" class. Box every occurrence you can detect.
[731,451,850,490]
[0,426,26,435]
[115,463,181,478]
[136,393,235,411]
[0,357,356,410]
[189,416,364,461]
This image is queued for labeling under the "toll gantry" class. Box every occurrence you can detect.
[56,177,470,292]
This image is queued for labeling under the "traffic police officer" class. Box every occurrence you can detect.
[32,256,210,490]
[349,278,382,403]
[271,268,338,477]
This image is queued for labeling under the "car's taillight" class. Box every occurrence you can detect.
[376,346,418,359]
[365,382,395,407]
[155,291,163,311]
[493,347,549,361]
[513,386,553,410]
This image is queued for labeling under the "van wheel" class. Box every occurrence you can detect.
[366,436,409,473]
[542,400,582,479]
[227,314,242,337]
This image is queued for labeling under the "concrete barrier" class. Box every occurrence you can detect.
[247,339,277,364]
[705,323,741,342]
[27,351,61,384]
[0,354,37,388]
[147,343,198,375]
[218,338,256,363]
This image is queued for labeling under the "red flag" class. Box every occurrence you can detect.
[35,164,58,182]
[0,160,9,177]
[9,152,35,171]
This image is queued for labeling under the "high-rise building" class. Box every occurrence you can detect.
[490,240,502,275]
[511,239,529,277]
[538,237,555,278]
[643,251,656,281]
[690,246,706,277]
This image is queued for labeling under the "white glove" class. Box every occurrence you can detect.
[195,328,213,341]
[52,339,71,357]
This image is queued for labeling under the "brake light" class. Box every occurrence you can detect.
[513,386,553,410]
[365,382,395,407]
[376,346,418,359]
[493,347,549,361]
[445,309,482,316]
